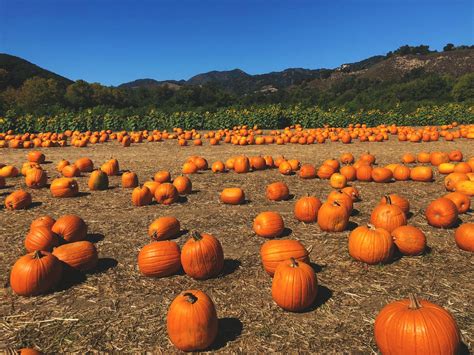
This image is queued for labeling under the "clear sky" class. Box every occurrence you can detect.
[1,0,472,86]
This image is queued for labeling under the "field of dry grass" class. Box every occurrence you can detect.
[1,137,473,353]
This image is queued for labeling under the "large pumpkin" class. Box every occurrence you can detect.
[444,192,471,213]
[24,226,58,252]
[166,290,218,351]
[148,216,181,240]
[10,251,62,296]
[294,196,322,223]
[374,294,460,354]
[348,225,393,264]
[50,178,79,198]
[52,215,88,242]
[253,211,285,238]
[52,241,98,272]
[370,197,407,232]
[220,187,245,205]
[138,241,181,277]
[233,156,250,173]
[454,223,474,252]
[131,186,153,206]
[425,198,458,228]
[173,175,192,195]
[317,201,349,232]
[30,215,56,230]
[266,182,289,201]
[444,172,468,191]
[5,190,32,210]
[260,239,310,276]
[391,225,426,256]
[454,180,474,196]
[154,183,179,205]
[181,232,224,280]
[25,167,47,189]
[271,258,317,312]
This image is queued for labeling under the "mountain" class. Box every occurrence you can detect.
[0,53,73,90]
[118,78,184,90]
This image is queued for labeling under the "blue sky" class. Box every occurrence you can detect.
[1,0,472,86]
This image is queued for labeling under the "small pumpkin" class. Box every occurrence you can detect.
[341,186,360,202]
[121,171,139,188]
[166,290,218,351]
[62,164,81,178]
[74,157,94,172]
[131,185,153,206]
[27,151,45,163]
[182,161,198,174]
[317,164,335,179]
[233,156,250,173]
[271,258,317,312]
[374,294,461,354]
[173,175,192,195]
[379,194,410,215]
[148,216,181,240]
[52,215,88,242]
[25,167,47,188]
[454,180,474,196]
[278,161,293,175]
[25,226,58,252]
[181,232,224,280]
[56,159,70,172]
[253,211,285,238]
[143,180,161,195]
[220,187,245,205]
[154,183,179,205]
[410,166,433,182]
[294,196,322,223]
[266,182,289,201]
[154,171,171,183]
[101,159,119,176]
[327,190,353,215]
[391,225,426,256]
[454,223,474,252]
[260,239,310,276]
[356,165,373,182]
[211,161,226,173]
[30,215,56,230]
[317,201,349,232]
[425,198,458,228]
[444,192,471,213]
[370,196,407,232]
[88,170,109,191]
[393,165,411,181]
[444,172,468,191]
[52,241,98,271]
[10,251,62,296]
[330,173,347,189]
[50,178,79,198]
[348,224,394,264]
[299,164,316,179]
[339,165,357,181]
[138,240,181,277]
[5,190,32,210]
[371,167,393,183]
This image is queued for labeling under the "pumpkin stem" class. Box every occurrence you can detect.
[333,200,341,207]
[33,250,43,259]
[183,292,198,304]
[367,223,375,230]
[384,195,392,205]
[290,257,298,268]
[408,294,422,310]
[191,231,202,241]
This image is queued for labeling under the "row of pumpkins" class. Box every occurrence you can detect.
[1,122,473,149]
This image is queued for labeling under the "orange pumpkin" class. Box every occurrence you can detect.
[148,216,181,240]
[454,223,474,252]
[173,175,192,195]
[444,192,471,213]
[391,225,426,256]
[425,198,458,228]
[154,183,179,205]
[138,241,181,277]
[220,187,245,205]
[50,178,79,198]
[253,211,285,238]
[370,196,407,232]
[348,225,393,264]
[5,189,32,210]
[260,239,310,276]
[266,182,289,201]
[317,201,349,232]
[294,196,322,223]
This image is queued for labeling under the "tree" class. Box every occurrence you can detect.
[64,80,94,108]
[16,77,63,113]
[452,73,474,101]
[443,43,455,52]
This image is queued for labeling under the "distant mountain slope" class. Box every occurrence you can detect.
[0,53,73,90]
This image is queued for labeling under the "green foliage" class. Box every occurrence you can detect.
[452,73,474,102]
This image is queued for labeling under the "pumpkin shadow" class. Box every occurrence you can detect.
[309,262,325,273]
[175,229,189,239]
[280,228,292,237]
[242,199,252,205]
[346,221,359,231]
[42,160,53,165]
[208,317,243,350]
[0,191,11,196]
[220,259,241,277]
[287,194,295,200]
[56,267,87,291]
[92,258,118,274]
[75,192,91,198]
[306,285,333,312]
[406,211,414,219]
[423,246,433,255]
[350,209,360,217]
[29,201,43,209]
[87,233,105,243]
[450,218,463,228]
[459,342,470,355]
[188,190,200,195]
[178,196,188,204]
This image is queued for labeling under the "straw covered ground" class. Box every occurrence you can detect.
[1,136,473,353]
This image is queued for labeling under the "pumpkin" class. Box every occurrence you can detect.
[454,180,474,196]
[22,162,41,176]
[74,157,94,172]
[101,159,119,176]
[253,211,285,238]
[391,225,426,256]
[454,223,474,252]
[317,201,349,232]
[444,192,471,213]
[393,165,411,181]
[173,175,192,195]
[138,241,181,277]
[52,215,88,242]
[62,164,81,178]
[19,348,43,355]
[438,163,456,174]
[220,187,245,205]
[260,239,310,276]
[154,171,171,183]
[30,215,56,230]
[430,151,450,166]
[299,164,316,179]
[50,178,79,198]
[56,159,70,172]
[52,241,98,271]
[294,196,322,223]
[278,161,293,175]
[10,251,62,296]
[401,153,416,164]
[341,186,360,202]
[166,290,218,351]
[327,190,353,215]
[131,186,153,206]
[193,157,208,170]
[348,225,394,264]
[121,171,139,188]
[234,156,250,173]
[0,165,19,177]
[448,150,463,162]
[356,165,373,182]
[330,173,347,189]
[425,198,458,228]
[410,166,433,182]
[371,167,393,183]
[154,183,179,205]
[266,182,289,201]
[25,226,58,252]
[25,167,47,188]
[250,156,266,170]
[374,294,460,354]
[182,161,198,174]
[453,162,472,174]
[181,232,224,279]
[340,152,354,164]
[370,196,407,232]
[5,190,32,210]
[339,165,357,181]
[211,161,226,173]
[88,170,109,191]
[444,172,468,191]
[271,258,317,312]
[317,164,335,179]
[148,216,181,240]
[360,152,376,164]
[379,194,410,215]
[27,151,45,163]
[143,180,161,195]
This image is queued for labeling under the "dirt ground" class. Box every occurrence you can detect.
[1,136,473,353]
